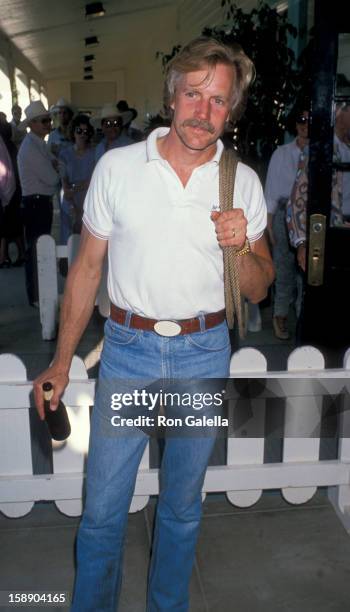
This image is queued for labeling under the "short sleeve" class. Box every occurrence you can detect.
[235,163,267,243]
[82,155,113,240]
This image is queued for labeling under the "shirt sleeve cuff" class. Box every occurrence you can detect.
[247,230,264,243]
[82,216,110,240]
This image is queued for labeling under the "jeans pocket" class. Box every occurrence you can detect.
[185,322,230,352]
[105,318,140,346]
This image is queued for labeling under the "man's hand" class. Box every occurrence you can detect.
[33,365,69,421]
[33,228,108,421]
[211,209,247,249]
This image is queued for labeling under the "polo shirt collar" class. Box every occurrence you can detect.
[146,126,224,165]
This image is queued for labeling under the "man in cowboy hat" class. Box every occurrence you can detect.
[48,97,74,157]
[116,99,143,141]
[94,103,133,162]
[17,100,60,306]
[10,104,26,148]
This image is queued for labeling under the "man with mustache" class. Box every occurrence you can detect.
[34,37,274,611]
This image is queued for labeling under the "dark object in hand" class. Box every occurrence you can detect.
[42,382,71,441]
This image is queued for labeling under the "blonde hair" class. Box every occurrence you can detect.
[164,36,255,124]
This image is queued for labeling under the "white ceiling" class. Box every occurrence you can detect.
[0,0,184,80]
[1,0,299,85]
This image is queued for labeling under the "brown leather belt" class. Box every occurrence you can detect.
[110,304,226,336]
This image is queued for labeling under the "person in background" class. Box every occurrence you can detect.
[48,98,74,157]
[264,101,309,340]
[17,101,60,306]
[59,114,95,241]
[47,98,75,251]
[0,118,25,267]
[0,127,15,268]
[94,104,131,163]
[116,99,143,142]
[10,104,26,149]
[333,99,350,220]
[116,99,129,114]
[287,99,350,272]
[118,110,137,146]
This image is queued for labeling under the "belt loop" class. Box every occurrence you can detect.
[124,310,132,328]
[199,312,206,332]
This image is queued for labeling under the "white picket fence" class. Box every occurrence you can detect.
[1,346,350,535]
[37,234,109,340]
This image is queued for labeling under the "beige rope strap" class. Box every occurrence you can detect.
[219,148,246,338]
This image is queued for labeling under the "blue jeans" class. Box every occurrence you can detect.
[71,316,231,611]
[272,206,302,318]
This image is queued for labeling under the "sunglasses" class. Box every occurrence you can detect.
[75,127,89,135]
[103,119,121,128]
[296,116,308,124]
[37,117,51,125]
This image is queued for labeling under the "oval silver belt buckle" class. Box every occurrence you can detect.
[153,320,182,337]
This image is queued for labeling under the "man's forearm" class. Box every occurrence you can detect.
[238,250,275,304]
[52,260,102,372]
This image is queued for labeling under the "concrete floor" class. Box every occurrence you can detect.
[1,491,350,612]
[1,233,350,611]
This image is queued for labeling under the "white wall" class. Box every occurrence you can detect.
[44,1,228,126]
[46,70,125,113]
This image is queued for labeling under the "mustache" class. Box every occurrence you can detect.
[182,118,216,134]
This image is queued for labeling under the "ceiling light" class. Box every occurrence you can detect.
[85,36,99,47]
[85,2,105,18]
[84,54,95,62]
[84,75,94,80]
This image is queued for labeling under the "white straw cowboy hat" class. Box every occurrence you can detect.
[100,103,121,120]
[90,103,121,129]
[19,100,51,128]
[51,97,75,113]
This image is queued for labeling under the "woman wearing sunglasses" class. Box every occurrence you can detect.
[59,114,95,240]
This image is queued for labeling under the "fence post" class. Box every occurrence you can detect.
[282,346,324,504]
[328,348,350,532]
[37,235,59,340]
[227,348,267,507]
[129,444,150,513]
[52,356,91,517]
[0,354,34,517]
[67,234,80,266]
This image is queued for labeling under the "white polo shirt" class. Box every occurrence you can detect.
[83,127,267,319]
